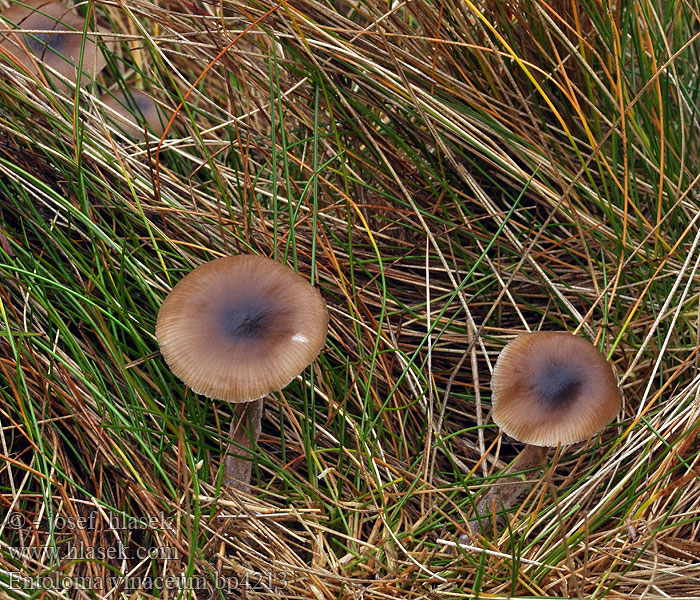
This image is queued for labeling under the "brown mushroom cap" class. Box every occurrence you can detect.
[0,0,113,90]
[491,332,621,446]
[101,88,166,139]
[156,255,328,403]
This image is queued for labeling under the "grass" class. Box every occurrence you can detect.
[1,0,700,598]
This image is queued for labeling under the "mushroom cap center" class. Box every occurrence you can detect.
[534,360,582,407]
[26,30,55,53]
[220,302,273,339]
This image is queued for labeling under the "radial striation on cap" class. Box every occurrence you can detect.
[490,332,621,446]
[0,0,113,89]
[156,255,329,403]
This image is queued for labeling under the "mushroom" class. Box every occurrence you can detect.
[100,88,166,140]
[469,331,621,534]
[0,0,113,93]
[155,254,328,491]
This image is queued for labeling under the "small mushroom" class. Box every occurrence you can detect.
[0,0,113,92]
[469,331,621,534]
[156,254,328,491]
[101,88,166,140]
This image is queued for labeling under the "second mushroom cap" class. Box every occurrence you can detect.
[490,332,621,446]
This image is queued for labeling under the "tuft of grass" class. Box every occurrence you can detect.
[1,0,700,598]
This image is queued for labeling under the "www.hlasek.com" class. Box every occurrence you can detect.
[9,571,289,593]
[8,543,178,562]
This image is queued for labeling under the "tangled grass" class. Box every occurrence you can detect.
[1,0,700,597]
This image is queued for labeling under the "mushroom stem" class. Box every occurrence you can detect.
[469,444,547,535]
[222,398,264,492]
